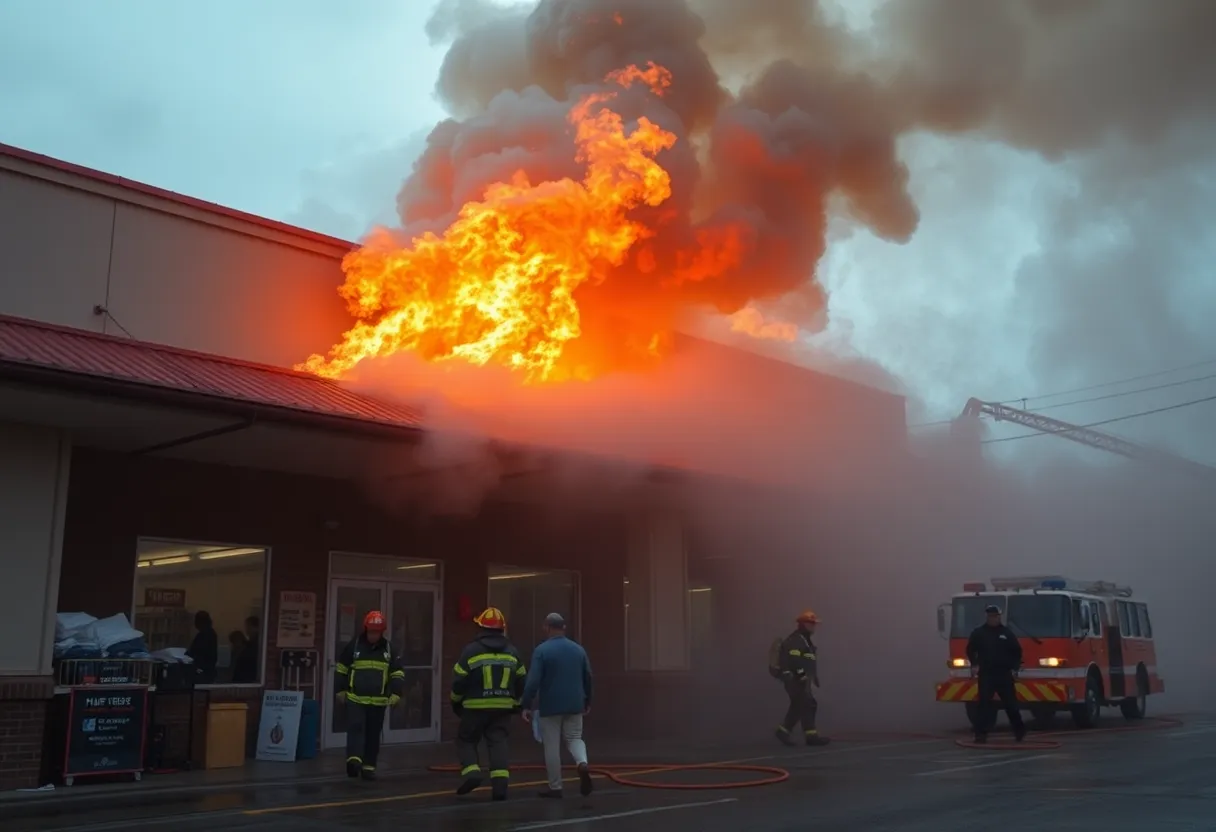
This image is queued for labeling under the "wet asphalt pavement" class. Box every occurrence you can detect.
[7,716,1216,831]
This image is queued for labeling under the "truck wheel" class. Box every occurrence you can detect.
[1120,669,1148,720]
[1071,676,1102,729]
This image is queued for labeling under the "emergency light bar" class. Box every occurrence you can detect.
[989,576,1133,597]
[961,582,987,592]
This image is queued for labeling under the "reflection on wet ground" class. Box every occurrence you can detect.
[8,717,1216,831]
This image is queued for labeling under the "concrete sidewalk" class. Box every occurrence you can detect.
[1,732,799,805]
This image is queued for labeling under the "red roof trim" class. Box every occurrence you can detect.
[0,141,357,252]
[0,313,423,430]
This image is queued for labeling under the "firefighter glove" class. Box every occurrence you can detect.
[389,694,401,707]
[335,691,347,703]
[451,702,464,717]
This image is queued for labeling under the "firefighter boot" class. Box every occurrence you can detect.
[491,779,508,802]
[361,766,376,782]
[805,730,830,747]
[345,757,361,778]
[775,727,796,747]
[455,765,482,796]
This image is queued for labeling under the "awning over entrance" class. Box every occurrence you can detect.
[0,315,717,506]
[0,314,422,435]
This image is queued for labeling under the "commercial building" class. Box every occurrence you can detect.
[0,142,906,789]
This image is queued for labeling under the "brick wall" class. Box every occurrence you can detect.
[0,698,47,789]
[53,448,639,763]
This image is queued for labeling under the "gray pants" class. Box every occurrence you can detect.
[539,714,588,791]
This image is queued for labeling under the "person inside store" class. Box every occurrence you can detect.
[229,630,258,683]
[187,609,218,684]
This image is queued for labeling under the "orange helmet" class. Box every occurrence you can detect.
[796,609,820,625]
[363,610,387,632]
[474,606,507,631]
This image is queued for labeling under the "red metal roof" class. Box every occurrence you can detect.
[0,315,423,430]
[0,141,355,252]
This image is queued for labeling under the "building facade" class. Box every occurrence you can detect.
[0,142,906,789]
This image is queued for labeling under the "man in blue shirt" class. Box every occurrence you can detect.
[521,613,594,798]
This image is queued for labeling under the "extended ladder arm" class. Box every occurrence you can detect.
[958,398,1216,481]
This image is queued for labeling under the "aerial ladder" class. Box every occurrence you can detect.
[954,398,1216,483]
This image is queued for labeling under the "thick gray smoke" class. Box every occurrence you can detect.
[411,1,1216,449]
[376,0,1216,733]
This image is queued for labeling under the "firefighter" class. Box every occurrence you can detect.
[775,609,830,747]
[334,610,405,780]
[451,606,527,801]
[966,603,1026,744]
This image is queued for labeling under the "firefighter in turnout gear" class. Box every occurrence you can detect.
[775,610,830,747]
[451,606,527,801]
[334,610,405,780]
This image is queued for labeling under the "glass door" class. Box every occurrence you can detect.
[324,579,442,748]
[324,580,385,750]
[386,584,441,743]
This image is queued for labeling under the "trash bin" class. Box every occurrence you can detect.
[296,699,319,760]
[205,703,249,770]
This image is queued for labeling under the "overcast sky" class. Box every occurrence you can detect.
[2,0,1214,465]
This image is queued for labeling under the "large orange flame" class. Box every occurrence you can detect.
[300,62,677,383]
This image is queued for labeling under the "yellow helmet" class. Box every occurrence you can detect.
[474,606,507,630]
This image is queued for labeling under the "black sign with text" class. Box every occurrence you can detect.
[64,687,148,777]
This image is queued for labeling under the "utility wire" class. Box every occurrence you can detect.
[909,362,1216,428]
[997,356,1216,405]
[980,393,1216,445]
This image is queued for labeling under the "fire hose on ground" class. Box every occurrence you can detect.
[427,716,1185,790]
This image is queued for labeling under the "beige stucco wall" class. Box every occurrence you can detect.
[0,421,71,675]
[0,157,355,369]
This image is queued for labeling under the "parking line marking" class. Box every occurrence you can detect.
[506,798,739,830]
[915,753,1055,777]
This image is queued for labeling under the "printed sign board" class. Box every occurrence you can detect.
[144,587,186,607]
[64,687,148,778]
[276,591,317,649]
[255,690,304,762]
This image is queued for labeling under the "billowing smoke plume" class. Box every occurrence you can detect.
[405,0,1216,445]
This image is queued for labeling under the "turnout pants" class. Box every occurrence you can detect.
[457,711,512,793]
[976,672,1025,736]
[345,702,387,770]
[779,678,819,739]
[539,714,588,791]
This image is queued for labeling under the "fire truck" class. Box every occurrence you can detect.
[935,576,1165,730]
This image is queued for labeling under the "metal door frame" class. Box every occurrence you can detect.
[383,582,443,744]
[322,578,443,748]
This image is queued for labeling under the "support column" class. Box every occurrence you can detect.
[0,421,71,789]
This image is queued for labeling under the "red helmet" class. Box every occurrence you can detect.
[363,610,387,632]
[796,609,820,625]
[474,606,507,631]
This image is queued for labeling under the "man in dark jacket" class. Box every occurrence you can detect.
[334,610,405,780]
[966,603,1026,743]
[451,606,527,801]
[775,609,830,747]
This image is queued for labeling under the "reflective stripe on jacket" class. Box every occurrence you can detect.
[334,633,405,706]
[780,630,818,684]
[451,631,526,711]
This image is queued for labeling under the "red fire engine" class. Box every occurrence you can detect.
[935,576,1165,730]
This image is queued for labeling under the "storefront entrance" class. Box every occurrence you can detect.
[323,558,442,747]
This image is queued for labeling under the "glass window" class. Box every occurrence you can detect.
[1126,602,1142,637]
[1006,594,1072,639]
[1071,599,1085,637]
[950,595,1005,638]
[487,565,580,668]
[1117,601,1132,636]
[1137,604,1153,639]
[1092,602,1103,636]
[330,553,440,581]
[134,539,268,684]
